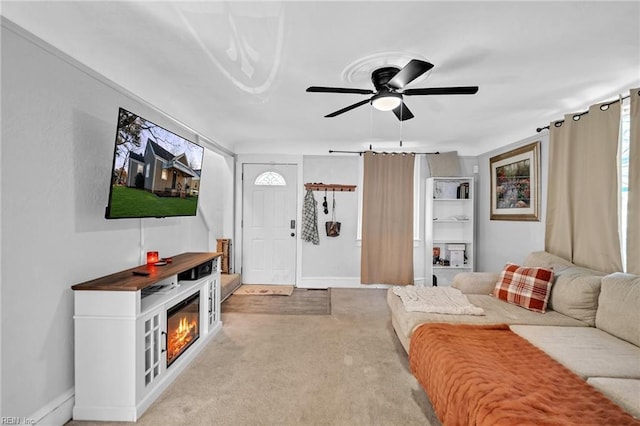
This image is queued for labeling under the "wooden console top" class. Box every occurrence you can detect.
[71,252,222,291]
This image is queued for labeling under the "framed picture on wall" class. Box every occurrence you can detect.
[490,141,540,221]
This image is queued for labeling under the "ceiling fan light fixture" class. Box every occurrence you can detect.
[371,92,402,111]
[308,58,477,120]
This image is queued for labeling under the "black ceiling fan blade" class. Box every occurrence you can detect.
[325,98,371,118]
[307,86,374,95]
[403,86,479,96]
[387,60,434,90]
[392,102,414,121]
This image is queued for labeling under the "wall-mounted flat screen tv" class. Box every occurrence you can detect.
[105,108,205,219]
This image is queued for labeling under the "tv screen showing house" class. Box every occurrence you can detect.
[105,108,205,219]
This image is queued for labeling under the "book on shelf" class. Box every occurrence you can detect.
[456,182,470,199]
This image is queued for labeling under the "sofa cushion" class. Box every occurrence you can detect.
[524,250,574,272]
[548,266,604,326]
[493,263,554,313]
[387,289,588,353]
[596,273,640,346]
[587,378,640,419]
[511,325,640,379]
[451,272,499,295]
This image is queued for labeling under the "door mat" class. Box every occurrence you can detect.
[233,285,294,296]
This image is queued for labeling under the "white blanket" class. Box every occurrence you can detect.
[392,286,485,315]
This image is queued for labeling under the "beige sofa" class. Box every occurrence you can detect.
[387,251,640,418]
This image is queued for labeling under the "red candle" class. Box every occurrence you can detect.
[146,251,159,264]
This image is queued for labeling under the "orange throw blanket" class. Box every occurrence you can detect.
[409,323,640,425]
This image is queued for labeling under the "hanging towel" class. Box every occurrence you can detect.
[302,190,320,245]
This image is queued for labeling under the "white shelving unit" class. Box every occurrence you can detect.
[425,177,475,286]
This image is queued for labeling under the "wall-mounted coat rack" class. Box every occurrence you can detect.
[304,183,356,192]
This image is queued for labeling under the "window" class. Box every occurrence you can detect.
[620,101,630,270]
[145,163,150,178]
[161,170,168,180]
[136,164,143,174]
[254,171,286,186]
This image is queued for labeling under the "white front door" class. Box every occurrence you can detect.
[242,164,297,285]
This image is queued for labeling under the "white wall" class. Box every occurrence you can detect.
[475,133,549,272]
[301,155,361,286]
[0,22,233,423]
[191,151,235,252]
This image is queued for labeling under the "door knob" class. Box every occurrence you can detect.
[291,233,295,237]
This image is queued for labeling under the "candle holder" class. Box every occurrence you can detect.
[146,251,159,265]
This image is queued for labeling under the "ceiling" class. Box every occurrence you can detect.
[2,1,639,156]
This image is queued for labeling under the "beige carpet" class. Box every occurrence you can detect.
[233,284,294,296]
[65,289,439,426]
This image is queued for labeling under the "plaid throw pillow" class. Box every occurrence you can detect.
[493,263,554,313]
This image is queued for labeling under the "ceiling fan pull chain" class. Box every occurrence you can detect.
[400,107,404,147]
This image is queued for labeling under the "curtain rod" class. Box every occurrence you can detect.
[536,91,636,132]
[329,144,439,155]
[328,149,440,155]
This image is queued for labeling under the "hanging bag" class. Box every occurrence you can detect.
[325,191,341,237]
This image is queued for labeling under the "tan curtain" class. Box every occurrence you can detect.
[628,89,640,274]
[545,101,622,273]
[545,119,574,262]
[361,152,414,285]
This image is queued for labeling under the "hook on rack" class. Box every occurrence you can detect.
[304,183,357,192]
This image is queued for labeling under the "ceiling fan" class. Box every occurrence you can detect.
[306,59,478,121]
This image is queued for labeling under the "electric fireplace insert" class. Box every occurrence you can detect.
[165,292,200,367]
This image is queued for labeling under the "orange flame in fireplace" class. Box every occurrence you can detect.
[167,315,198,363]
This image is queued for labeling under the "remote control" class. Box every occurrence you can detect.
[132,271,150,276]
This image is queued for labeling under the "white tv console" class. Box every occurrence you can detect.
[71,252,222,421]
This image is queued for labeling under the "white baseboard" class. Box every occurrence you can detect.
[29,387,74,426]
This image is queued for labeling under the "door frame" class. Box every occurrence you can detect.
[234,154,304,286]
